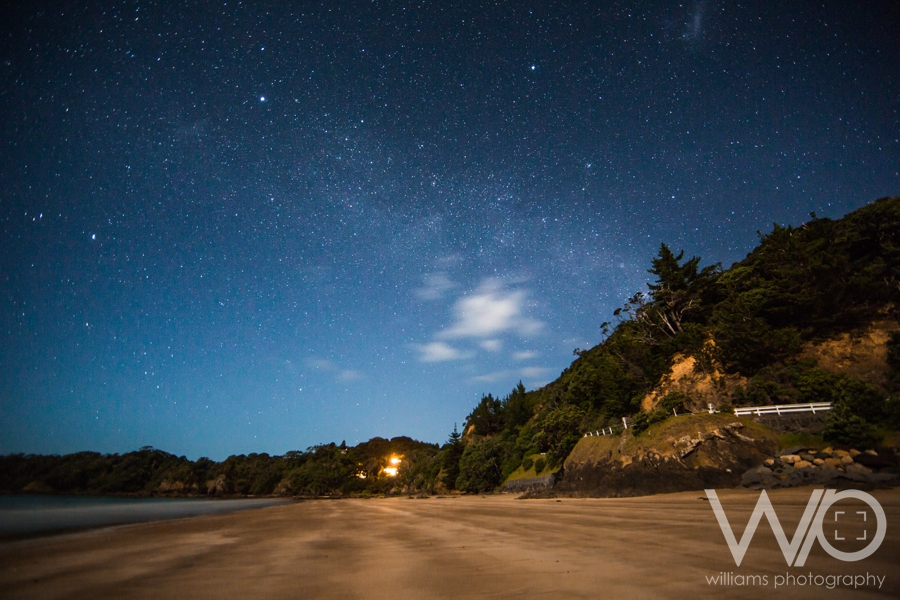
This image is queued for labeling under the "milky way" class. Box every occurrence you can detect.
[1,1,898,459]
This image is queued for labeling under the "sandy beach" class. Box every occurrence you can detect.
[1,487,898,599]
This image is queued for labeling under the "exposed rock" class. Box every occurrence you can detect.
[503,473,557,492]
[206,474,228,495]
[273,478,292,496]
[21,481,54,494]
[752,414,827,435]
[846,463,873,475]
[156,479,190,494]
[558,414,777,497]
[740,446,899,490]
[798,319,899,393]
[854,453,894,469]
[639,347,748,413]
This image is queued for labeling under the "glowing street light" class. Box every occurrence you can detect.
[383,455,401,477]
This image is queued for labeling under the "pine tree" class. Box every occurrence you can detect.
[441,424,464,490]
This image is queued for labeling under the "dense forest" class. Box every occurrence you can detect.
[0,436,442,497]
[3,196,900,496]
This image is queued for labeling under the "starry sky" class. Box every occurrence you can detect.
[1,1,898,460]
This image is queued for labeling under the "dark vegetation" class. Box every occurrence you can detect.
[447,196,900,491]
[0,437,441,497]
[3,197,900,496]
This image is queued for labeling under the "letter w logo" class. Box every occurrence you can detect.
[705,489,823,567]
[706,488,886,567]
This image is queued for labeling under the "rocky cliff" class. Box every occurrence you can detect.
[555,413,777,497]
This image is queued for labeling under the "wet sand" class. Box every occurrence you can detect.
[1,487,898,599]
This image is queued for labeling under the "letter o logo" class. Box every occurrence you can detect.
[813,489,887,562]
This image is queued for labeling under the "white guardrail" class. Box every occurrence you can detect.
[583,402,832,437]
[733,402,832,416]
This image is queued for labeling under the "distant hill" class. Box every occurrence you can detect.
[0,437,439,497]
[451,196,900,493]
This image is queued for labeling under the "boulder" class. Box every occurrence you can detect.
[824,458,844,469]
[813,458,825,466]
[841,455,855,465]
[780,446,808,456]
[781,454,802,464]
[845,463,872,475]
[741,466,777,488]
[853,453,894,469]
[800,453,816,462]
[793,460,813,469]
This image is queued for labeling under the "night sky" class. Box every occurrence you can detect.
[2,1,898,460]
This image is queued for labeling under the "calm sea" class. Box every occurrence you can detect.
[0,494,289,539]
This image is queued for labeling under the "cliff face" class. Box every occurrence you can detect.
[556,414,777,497]
[639,347,748,413]
[798,318,898,393]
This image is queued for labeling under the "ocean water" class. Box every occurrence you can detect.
[0,494,289,538]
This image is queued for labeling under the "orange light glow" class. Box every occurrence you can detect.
[383,466,398,477]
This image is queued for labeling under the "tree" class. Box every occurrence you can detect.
[455,438,503,492]
[441,424,464,490]
[502,381,532,429]
[641,244,720,337]
[465,393,503,436]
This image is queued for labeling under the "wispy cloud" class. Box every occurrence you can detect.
[513,351,538,361]
[480,339,502,352]
[305,358,337,371]
[414,273,457,300]
[414,341,473,363]
[439,280,543,340]
[305,358,364,382]
[520,366,552,378]
[469,370,515,384]
[338,370,364,381]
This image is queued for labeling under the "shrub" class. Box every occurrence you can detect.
[455,438,503,493]
[521,457,534,471]
[823,401,880,449]
[533,458,546,475]
[658,391,687,414]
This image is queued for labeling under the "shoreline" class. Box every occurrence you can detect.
[0,495,291,542]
